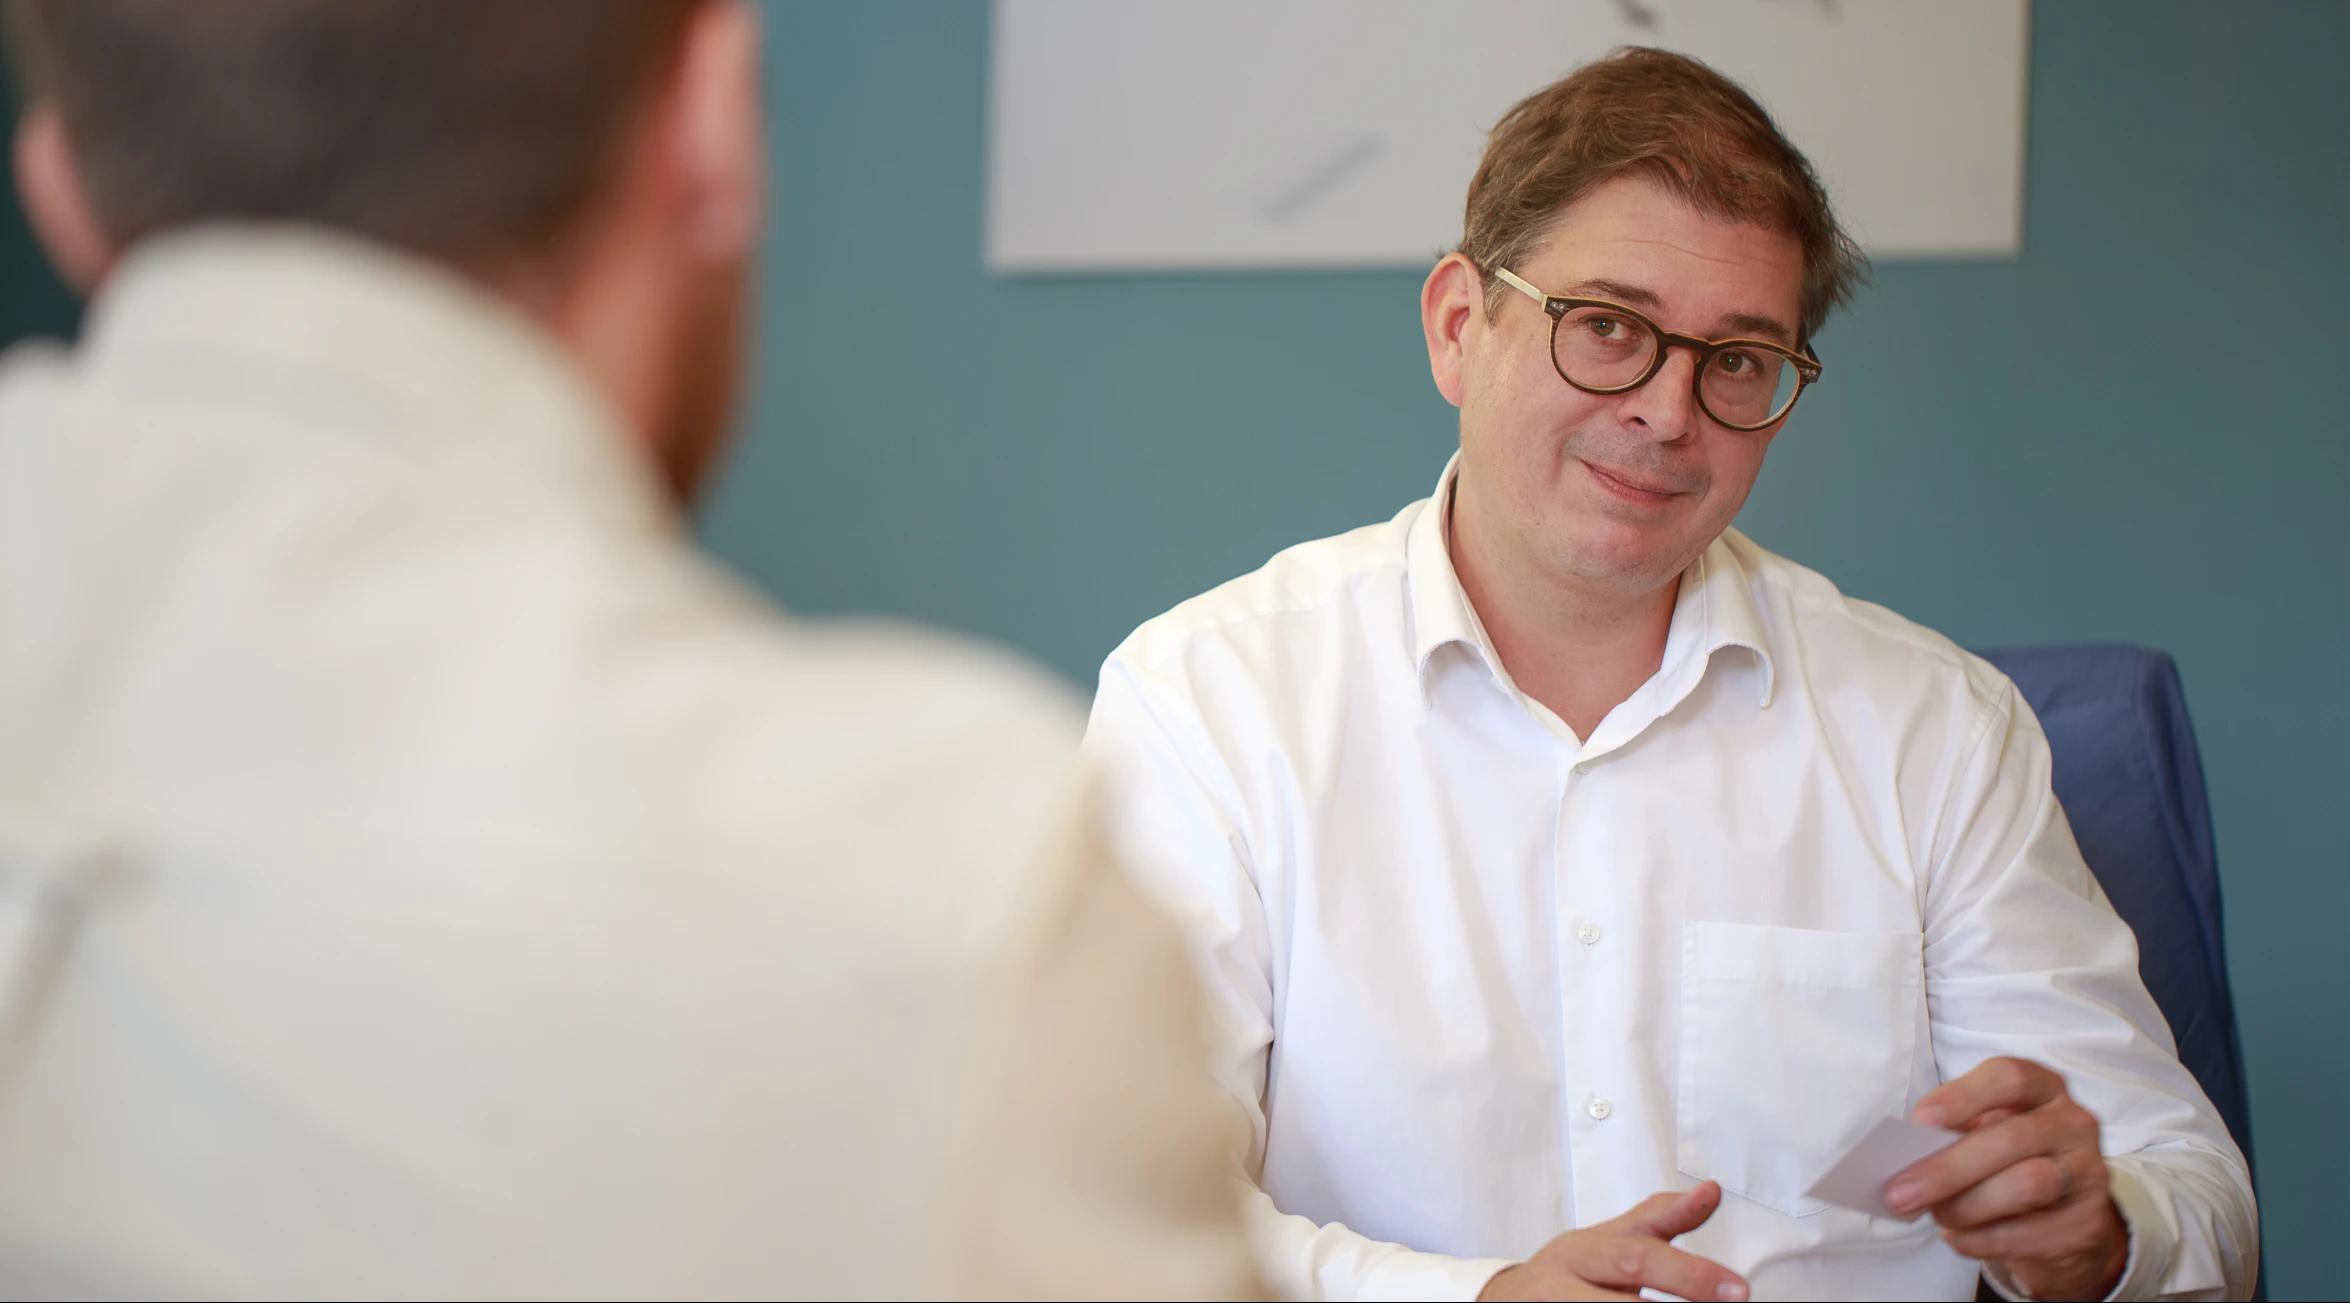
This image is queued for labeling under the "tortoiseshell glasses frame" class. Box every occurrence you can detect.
[1493,266,1823,432]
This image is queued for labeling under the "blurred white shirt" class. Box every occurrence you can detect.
[1084,457,2256,1302]
[0,227,1261,1301]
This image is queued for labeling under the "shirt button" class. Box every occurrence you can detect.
[1576,922,1602,946]
[1573,762,1590,775]
[1588,1097,1613,1121]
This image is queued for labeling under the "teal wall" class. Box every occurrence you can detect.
[3,3,2341,1297]
[704,2,2346,1297]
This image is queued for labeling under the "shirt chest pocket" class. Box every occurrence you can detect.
[1676,921,1925,1218]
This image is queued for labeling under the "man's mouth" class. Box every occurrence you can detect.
[1581,460,1683,503]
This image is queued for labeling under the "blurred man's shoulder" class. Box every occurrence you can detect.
[587,573,1095,948]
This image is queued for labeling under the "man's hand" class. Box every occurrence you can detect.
[1887,1057,2130,1301]
[1476,1182,1748,1302]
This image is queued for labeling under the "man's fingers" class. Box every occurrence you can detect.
[1960,1105,2021,1133]
[1616,1180,1722,1240]
[1473,1261,1641,1301]
[1886,1108,2063,1215]
[1913,1056,2061,1131]
[1889,1095,2099,1217]
[1938,1187,2115,1263]
[1583,1188,1747,1302]
[1928,1151,2080,1230]
[1566,1234,1749,1303]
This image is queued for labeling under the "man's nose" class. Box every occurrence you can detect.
[1615,346,1701,441]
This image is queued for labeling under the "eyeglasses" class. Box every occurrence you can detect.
[1493,266,1822,432]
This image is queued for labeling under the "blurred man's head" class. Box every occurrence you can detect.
[1423,49,1863,608]
[7,0,763,503]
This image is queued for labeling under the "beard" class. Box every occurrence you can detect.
[649,252,751,509]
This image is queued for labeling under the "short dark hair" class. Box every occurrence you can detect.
[1461,47,1866,340]
[6,0,697,258]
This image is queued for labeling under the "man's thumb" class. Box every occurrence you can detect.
[1625,1181,1722,1239]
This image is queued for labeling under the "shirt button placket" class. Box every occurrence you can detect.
[1557,754,1615,1221]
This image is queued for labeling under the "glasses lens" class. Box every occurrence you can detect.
[1699,345,1804,429]
[1552,305,1658,390]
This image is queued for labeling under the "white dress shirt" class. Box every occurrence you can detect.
[0,227,1262,1300]
[1083,456,2256,1302]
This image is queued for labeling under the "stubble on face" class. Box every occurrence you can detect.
[1539,419,1716,585]
[653,253,752,507]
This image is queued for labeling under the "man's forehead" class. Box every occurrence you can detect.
[1526,182,1805,342]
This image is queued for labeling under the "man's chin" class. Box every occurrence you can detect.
[1549,524,1702,596]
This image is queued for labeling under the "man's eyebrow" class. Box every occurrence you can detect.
[1563,278,1664,310]
[1564,278,1797,345]
[1721,312,1795,345]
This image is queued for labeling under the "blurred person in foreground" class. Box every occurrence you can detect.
[1083,48,2256,1303]
[0,2,1262,1297]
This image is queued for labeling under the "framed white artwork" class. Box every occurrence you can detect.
[988,0,2031,273]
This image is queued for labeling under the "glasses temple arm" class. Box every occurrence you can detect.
[1491,266,1547,304]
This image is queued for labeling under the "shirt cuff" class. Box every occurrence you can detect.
[2102,1160,2186,1301]
[1979,1160,2170,1302]
[1353,1251,1519,1303]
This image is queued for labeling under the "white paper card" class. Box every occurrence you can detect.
[1803,1116,1960,1221]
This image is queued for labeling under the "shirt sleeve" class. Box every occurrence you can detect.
[1921,677,2258,1302]
[932,776,1271,1301]
[1083,655,1516,1303]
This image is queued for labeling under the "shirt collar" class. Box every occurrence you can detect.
[1404,451,1777,718]
[1405,453,1490,699]
[1655,528,1778,711]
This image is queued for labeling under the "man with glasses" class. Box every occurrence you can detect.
[1083,49,2255,1302]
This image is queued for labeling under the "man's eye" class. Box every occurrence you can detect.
[1586,317,1621,338]
[1716,351,1753,375]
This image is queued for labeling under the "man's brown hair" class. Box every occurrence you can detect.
[5,0,696,259]
[1461,46,1865,341]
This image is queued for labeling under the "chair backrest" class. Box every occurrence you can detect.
[1976,645,2258,1189]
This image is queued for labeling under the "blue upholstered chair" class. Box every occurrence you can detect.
[1976,644,2260,1298]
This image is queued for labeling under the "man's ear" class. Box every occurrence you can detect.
[14,106,115,293]
[667,0,763,263]
[1422,252,1483,409]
